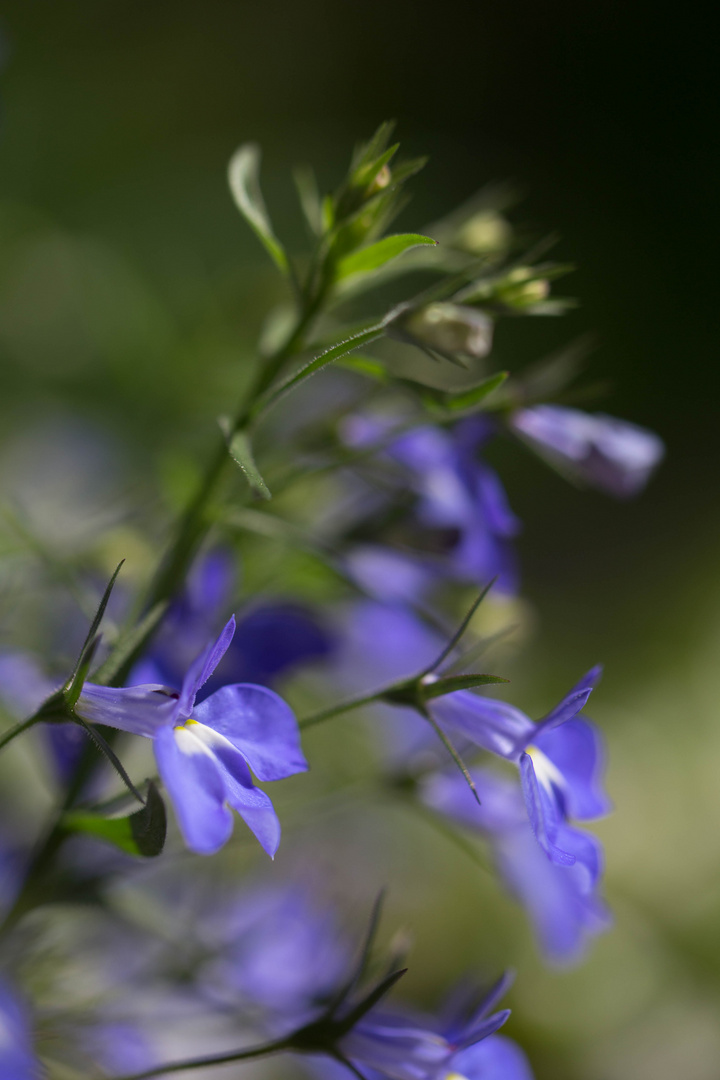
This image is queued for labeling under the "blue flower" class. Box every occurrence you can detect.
[422,767,611,965]
[201,886,350,1029]
[131,548,332,695]
[341,415,520,595]
[0,980,40,1080]
[77,617,307,856]
[510,405,664,497]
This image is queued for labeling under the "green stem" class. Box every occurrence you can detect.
[299,689,389,731]
[0,714,40,752]
[106,1036,292,1080]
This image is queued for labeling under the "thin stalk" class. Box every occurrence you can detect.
[105,1036,292,1080]
[299,690,388,731]
[0,715,39,752]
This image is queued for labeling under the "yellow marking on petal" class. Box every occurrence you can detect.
[446,1072,471,1080]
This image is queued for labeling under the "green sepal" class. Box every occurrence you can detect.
[228,144,289,274]
[63,781,167,858]
[421,673,509,699]
[335,234,436,282]
[219,419,272,500]
[438,371,509,412]
[64,561,125,707]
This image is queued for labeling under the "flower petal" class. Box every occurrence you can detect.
[519,752,575,866]
[194,684,307,781]
[534,718,611,820]
[177,615,236,717]
[77,683,177,737]
[450,1034,534,1080]
[187,723,282,857]
[153,725,233,855]
[433,692,534,759]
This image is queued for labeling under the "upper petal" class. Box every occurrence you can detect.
[177,616,236,717]
[193,684,307,781]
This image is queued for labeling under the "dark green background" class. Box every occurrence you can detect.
[1,5,718,1079]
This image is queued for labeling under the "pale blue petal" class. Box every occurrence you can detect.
[153,725,233,855]
[194,684,307,781]
[77,683,178,737]
[177,615,236,717]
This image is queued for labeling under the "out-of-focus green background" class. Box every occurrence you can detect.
[0,4,718,1078]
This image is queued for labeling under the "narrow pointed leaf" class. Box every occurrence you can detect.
[443,371,509,412]
[228,144,289,273]
[224,427,272,500]
[336,234,437,282]
[420,706,481,806]
[64,635,102,709]
[337,968,408,1033]
[293,164,323,236]
[254,320,388,418]
[74,717,145,804]
[68,561,124,689]
[422,673,509,699]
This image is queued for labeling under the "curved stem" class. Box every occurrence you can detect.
[0,714,39,752]
[107,1036,292,1080]
[299,689,388,731]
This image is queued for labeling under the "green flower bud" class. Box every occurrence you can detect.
[454,210,511,255]
[496,267,550,308]
[402,302,493,359]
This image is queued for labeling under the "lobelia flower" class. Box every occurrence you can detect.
[430,665,611,870]
[331,972,527,1080]
[200,885,350,1030]
[76,617,308,856]
[422,766,611,964]
[332,600,609,875]
[340,414,520,595]
[0,980,40,1080]
[131,547,332,694]
[509,405,665,497]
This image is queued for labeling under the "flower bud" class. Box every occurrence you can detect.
[496,267,550,308]
[454,210,511,255]
[402,302,493,359]
[365,163,392,197]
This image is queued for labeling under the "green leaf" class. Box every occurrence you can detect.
[254,319,388,419]
[421,673,509,700]
[335,354,389,382]
[220,421,271,500]
[228,144,289,274]
[64,781,167,857]
[335,234,437,282]
[65,560,125,705]
[441,371,509,412]
[351,121,396,173]
[293,164,323,236]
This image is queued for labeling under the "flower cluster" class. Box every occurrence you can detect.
[0,123,665,1080]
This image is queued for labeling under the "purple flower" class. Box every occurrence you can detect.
[132,549,332,695]
[422,767,611,965]
[0,980,40,1079]
[432,667,610,868]
[77,617,307,856]
[339,974,517,1080]
[201,886,350,1028]
[341,415,520,595]
[510,405,664,497]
